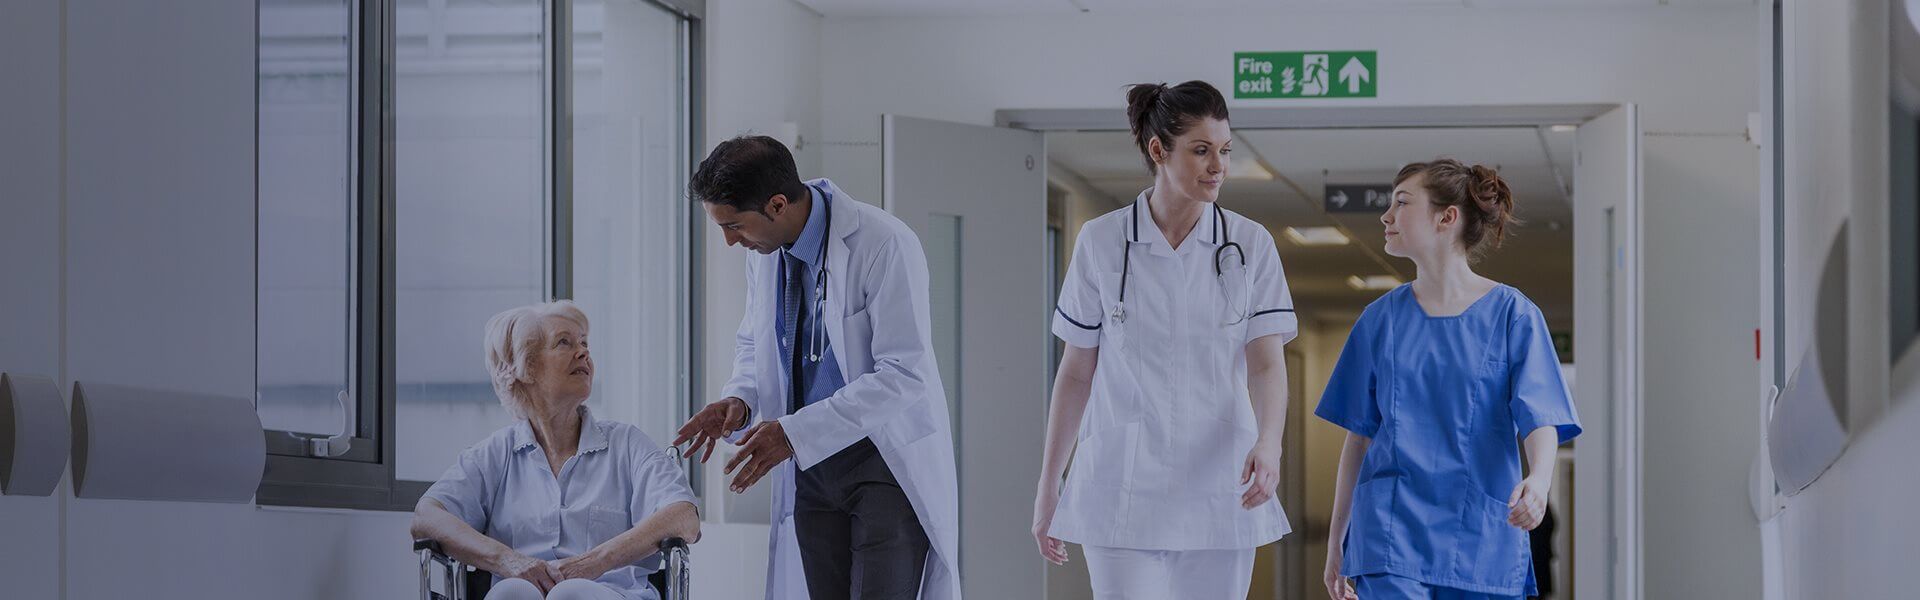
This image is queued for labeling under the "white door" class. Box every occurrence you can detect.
[882,115,1048,600]
[1571,104,1642,600]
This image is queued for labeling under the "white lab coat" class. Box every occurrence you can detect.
[720,178,962,600]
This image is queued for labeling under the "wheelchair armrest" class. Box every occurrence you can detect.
[658,537,689,554]
[413,538,445,554]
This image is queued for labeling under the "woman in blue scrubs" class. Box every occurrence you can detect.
[1316,159,1580,600]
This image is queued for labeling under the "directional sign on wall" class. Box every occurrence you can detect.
[1234,51,1377,99]
[1324,184,1393,213]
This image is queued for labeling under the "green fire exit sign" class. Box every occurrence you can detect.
[1234,51,1377,99]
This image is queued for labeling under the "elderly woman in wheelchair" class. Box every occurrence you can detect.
[410,301,701,600]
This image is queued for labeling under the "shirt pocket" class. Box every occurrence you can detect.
[1478,355,1513,436]
[1463,490,1531,589]
[579,504,633,544]
[1342,476,1398,572]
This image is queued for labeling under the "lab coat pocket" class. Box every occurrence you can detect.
[1468,490,1532,588]
[840,307,875,376]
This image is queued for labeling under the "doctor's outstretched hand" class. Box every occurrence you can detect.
[673,397,750,463]
[1240,438,1283,509]
[724,420,794,494]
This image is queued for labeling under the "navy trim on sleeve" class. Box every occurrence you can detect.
[1250,308,1295,318]
[1055,307,1102,330]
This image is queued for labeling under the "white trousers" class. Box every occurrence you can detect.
[483,578,634,600]
[1082,546,1256,600]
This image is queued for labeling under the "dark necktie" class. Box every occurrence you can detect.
[782,251,806,412]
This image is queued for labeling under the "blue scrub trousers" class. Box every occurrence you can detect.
[1353,573,1523,600]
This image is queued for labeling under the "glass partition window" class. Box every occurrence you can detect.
[257,0,699,508]
[925,214,962,451]
[570,0,690,444]
[258,0,359,438]
[394,0,550,483]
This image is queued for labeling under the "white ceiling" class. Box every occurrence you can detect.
[797,0,1754,18]
[1048,126,1577,327]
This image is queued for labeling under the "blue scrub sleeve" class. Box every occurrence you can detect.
[1051,226,1105,349]
[1314,311,1383,438]
[1244,228,1300,344]
[1508,305,1581,443]
[422,445,494,532]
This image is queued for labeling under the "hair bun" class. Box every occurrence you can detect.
[1124,83,1168,137]
[1468,164,1512,215]
[1395,158,1520,253]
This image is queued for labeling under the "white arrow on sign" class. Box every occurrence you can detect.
[1330,190,1350,209]
[1339,57,1371,94]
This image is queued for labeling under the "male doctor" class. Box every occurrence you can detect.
[673,136,961,600]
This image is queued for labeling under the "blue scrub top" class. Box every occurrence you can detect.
[1314,284,1580,597]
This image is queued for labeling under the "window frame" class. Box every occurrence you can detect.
[257,0,706,511]
[1890,3,1920,364]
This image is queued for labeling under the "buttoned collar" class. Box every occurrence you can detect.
[784,184,829,266]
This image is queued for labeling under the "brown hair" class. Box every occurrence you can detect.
[1124,80,1230,174]
[1394,158,1520,254]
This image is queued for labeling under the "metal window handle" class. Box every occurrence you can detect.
[283,390,354,458]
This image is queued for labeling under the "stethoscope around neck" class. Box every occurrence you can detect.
[1110,200,1251,326]
[785,183,830,363]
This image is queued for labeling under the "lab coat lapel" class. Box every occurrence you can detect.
[762,251,792,420]
[816,179,861,383]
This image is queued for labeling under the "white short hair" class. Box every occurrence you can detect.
[483,300,590,419]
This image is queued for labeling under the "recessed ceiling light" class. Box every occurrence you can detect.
[1549,124,1577,133]
[1283,226,1350,246]
[1347,275,1402,291]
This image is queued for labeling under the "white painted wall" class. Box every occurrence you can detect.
[53,1,420,597]
[817,7,1758,204]
[0,0,68,598]
[1769,1,1918,599]
[817,6,1765,599]
[1640,134,1763,599]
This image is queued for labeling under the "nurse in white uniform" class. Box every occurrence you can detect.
[1032,80,1298,600]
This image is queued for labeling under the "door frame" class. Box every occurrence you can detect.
[996,103,1643,600]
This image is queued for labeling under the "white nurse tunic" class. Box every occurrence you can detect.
[1048,188,1299,551]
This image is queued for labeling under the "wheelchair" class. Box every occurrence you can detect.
[413,536,689,600]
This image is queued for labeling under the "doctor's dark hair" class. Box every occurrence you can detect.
[690,135,810,215]
[1394,158,1521,254]
[1124,80,1230,174]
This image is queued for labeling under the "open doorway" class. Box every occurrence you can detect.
[878,104,1642,600]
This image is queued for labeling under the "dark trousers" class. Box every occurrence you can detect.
[793,438,930,600]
